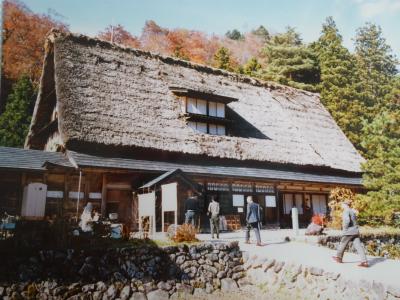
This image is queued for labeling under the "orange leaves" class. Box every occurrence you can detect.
[97,24,140,48]
[2,0,68,83]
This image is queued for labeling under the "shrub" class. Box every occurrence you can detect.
[172,224,198,243]
[327,187,357,229]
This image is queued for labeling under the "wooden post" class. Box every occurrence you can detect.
[101,173,107,218]
[275,184,280,227]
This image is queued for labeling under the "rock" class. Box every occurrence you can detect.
[53,286,67,296]
[217,271,226,279]
[326,272,340,281]
[387,285,400,298]
[146,289,169,300]
[273,261,284,273]
[175,283,193,295]
[205,283,213,294]
[193,288,206,296]
[232,271,245,280]
[106,285,118,299]
[156,281,172,291]
[175,255,185,265]
[93,291,103,300]
[252,258,266,269]
[129,292,147,300]
[82,284,95,293]
[310,267,324,276]
[97,282,108,292]
[232,265,244,273]
[120,285,131,300]
[237,277,253,288]
[220,278,238,292]
[262,259,275,272]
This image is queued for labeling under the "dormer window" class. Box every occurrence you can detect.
[170,87,237,136]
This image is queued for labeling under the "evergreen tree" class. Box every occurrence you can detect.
[252,25,270,42]
[358,110,400,225]
[225,29,244,40]
[354,23,398,112]
[243,57,262,77]
[262,27,320,92]
[0,76,36,147]
[311,17,366,151]
[213,47,234,71]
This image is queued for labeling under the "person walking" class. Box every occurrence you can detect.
[184,191,199,226]
[332,199,368,267]
[208,196,220,239]
[245,196,262,246]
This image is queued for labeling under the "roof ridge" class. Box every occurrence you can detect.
[47,29,318,97]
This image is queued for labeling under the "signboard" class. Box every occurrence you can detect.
[265,195,276,207]
[68,191,84,199]
[47,191,63,198]
[237,207,244,213]
[89,192,102,199]
[232,194,244,207]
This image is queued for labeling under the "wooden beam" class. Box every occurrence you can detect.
[101,173,107,217]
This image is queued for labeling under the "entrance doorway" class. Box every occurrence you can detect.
[106,189,133,227]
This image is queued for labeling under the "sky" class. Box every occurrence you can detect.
[9,0,400,57]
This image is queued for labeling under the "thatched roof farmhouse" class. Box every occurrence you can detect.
[1,31,364,229]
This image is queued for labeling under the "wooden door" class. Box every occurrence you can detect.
[106,189,133,227]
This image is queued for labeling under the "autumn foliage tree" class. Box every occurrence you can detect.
[2,0,68,84]
[97,24,140,48]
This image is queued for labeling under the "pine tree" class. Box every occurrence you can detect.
[358,110,400,225]
[311,17,366,151]
[0,76,36,147]
[213,47,234,71]
[262,27,320,92]
[225,29,244,40]
[354,23,398,113]
[252,25,270,42]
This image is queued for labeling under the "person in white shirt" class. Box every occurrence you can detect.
[79,202,94,233]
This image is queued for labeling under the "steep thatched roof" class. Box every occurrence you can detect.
[26,31,364,173]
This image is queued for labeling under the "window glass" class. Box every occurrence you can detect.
[295,194,303,214]
[188,121,197,131]
[197,122,207,133]
[187,98,197,113]
[217,103,225,118]
[217,125,226,135]
[209,124,217,135]
[197,99,207,115]
[283,194,293,215]
[209,102,217,117]
[312,195,327,214]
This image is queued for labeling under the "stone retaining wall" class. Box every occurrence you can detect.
[241,253,400,300]
[318,234,400,259]
[0,241,244,299]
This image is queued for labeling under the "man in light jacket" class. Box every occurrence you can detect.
[208,196,220,239]
[332,200,368,267]
[245,196,262,246]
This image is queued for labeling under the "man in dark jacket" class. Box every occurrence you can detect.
[245,196,262,246]
[184,191,199,226]
[332,200,368,267]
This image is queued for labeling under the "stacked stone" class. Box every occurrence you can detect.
[0,241,245,299]
[241,253,400,300]
[319,235,400,259]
